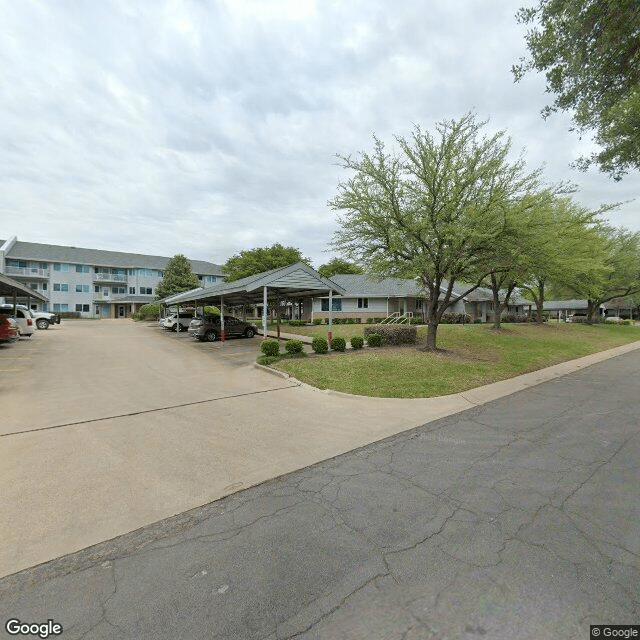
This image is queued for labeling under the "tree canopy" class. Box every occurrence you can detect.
[513,0,640,179]
[330,113,543,350]
[221,243,311,282]
[156,254,199,300]
[318,258,363,278]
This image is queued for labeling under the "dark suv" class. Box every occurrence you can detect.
[188,315,258,342]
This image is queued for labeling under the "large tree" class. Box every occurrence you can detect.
[318,258,363,278]
[513,0,640,180]
[517,196,606,323]
[330,113,543,350]
[221,243,310,282]
[569,226,640,322]
[156,254,199,300]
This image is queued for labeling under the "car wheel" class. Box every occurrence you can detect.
[36,319,49,330]
[244,328,255,338]
[204,330,218,342]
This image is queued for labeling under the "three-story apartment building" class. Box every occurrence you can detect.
[0,237,224,318]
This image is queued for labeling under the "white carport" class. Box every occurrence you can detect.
[0,272,48,311]
[160,262,345,341]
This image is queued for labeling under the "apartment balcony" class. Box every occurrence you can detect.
[94,293,129,302]
[4,266,50,280]
[92,273,128,284]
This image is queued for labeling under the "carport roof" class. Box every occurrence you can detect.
[161,262,346,307]
[0,273,48,302]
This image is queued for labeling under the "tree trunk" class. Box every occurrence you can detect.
[425,320,438,350]
[535,280,545,324]
[586,299,598,324]
[491,273,502,330]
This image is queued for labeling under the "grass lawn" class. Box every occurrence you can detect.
[270,323,640,398]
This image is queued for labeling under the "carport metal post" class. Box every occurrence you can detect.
[262,286,268,338]
[176,305,180,332]
[220,296,225,341]
[328,289,333,346]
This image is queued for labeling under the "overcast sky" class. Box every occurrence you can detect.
[2,0,638,268]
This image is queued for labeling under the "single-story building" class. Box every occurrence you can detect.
[543,299,605,320]
[310,275,531,323]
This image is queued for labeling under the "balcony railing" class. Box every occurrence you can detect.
[4,266,50,279]
[93,273,127,283]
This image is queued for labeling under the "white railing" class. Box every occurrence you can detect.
[93,273,127,282]
[4,266,50,278]
[380,312,413,324]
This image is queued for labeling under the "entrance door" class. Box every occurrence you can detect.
[118,305,125,318]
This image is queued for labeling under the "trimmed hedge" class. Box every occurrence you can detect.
[257,355,280,365]
[288,319,305,327]
[331,336,346,352]
[364,324,416,345]
[260,339,280,357]
[311,336,329,354]
[350,335,364,350]
[365,332,383,347]
[440,313,472,324]
[313,318,323,325]
[136,303,162,320]
[285,339,304,354]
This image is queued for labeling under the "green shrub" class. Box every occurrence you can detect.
[137,303,162,320]
[285,339,304,354]
[257,355,280,365]
[364,324,416,345]
[440,312,472,324]
[474,318,483,324]
[410,317,423,324]
[366,318,373,324]
[313,318,323,325]
[331,336,346,351]
[312,336,329,354]
[203,306,220,316]
[288,319,305,327]
[620,319,633,326]
[350,335,364,350]
[260,339,280,357]
[365,332,383,347]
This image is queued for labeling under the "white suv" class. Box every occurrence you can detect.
[0,304,35,337]
[161,312,193,331]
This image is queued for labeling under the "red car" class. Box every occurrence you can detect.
[0,314,19,344]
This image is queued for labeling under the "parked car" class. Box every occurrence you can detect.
[0,305,35,337]
[0,315,19,344]
[161,312,194,332]
[188,315,258,341]
[0,304,60,330]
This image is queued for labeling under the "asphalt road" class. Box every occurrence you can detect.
[1,349,638,639]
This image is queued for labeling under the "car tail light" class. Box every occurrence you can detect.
[27,319,33,326]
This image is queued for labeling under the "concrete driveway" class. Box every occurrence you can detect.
[1,319,639,582]
[1,346,638,639]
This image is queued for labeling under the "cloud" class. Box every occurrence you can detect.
[1,0,637,267]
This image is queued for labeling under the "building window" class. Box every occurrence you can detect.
[321,299,342,312]
[40,262,48,269]
[129,287,136,294]
[157,270,164,277]
[95,285,100,293]
[53,304,69,312]
[76,284,89,293]
[140,287,152,295]
[357,298,369,309]
[30,283,38,290]
[138,268,153,277]
[53,283,69,292]
[128,268,136,276]
[112,286,125,294]
[205,275,217,284]
[42,283,48,291]
[53,263,71,272]
[75,304,90,313]
[75,265,89,273]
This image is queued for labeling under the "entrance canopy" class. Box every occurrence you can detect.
[160,262,345,337]
[0,273,48,302]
